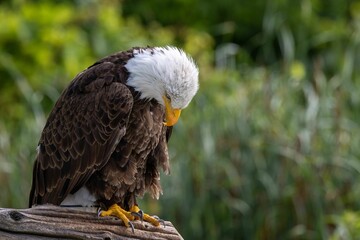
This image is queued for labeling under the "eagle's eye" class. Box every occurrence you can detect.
[165,93,171,101]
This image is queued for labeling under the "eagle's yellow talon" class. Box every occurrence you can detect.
[129,205,161,227]
[143,214,161,227]
[99,204,161,228]
[100,204,134,227]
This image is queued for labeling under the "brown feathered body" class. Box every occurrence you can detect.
[29,49,172,210]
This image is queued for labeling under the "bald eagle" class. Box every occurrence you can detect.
[29,46,199,228]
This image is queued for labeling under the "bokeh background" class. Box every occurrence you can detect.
[1,0,360,239]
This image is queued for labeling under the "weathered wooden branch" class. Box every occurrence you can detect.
[0,205,183,240]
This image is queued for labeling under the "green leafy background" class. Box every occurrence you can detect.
[1,0,360,239]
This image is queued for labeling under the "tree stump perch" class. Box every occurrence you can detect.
[0,205,183,240]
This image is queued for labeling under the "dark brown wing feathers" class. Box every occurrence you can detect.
[29,56,134,206]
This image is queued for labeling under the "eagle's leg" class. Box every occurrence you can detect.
[99,204,135,228]
[129,205,164,227]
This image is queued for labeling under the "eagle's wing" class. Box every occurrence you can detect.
[29,61,133,206]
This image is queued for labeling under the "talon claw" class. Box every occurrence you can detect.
[129,221,135,234]
[97,208,102,217]
[138,210,144,222]
[152,215,165,227]
[130,208,144,222]
[160,219,166,228]
[130,211,140,218]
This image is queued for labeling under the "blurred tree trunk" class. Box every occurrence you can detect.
[0,205,182,240]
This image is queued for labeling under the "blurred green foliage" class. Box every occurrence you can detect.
[1,0,360,239]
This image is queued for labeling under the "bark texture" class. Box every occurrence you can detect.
[0,205,183,240]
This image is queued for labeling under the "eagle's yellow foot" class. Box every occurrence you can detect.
[98,204,164,232]
[129,205,164,227]
[99,204,135,231]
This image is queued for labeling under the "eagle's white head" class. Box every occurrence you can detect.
[125,46,199,126]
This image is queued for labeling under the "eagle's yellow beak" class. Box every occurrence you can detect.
[163,96,181,126]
